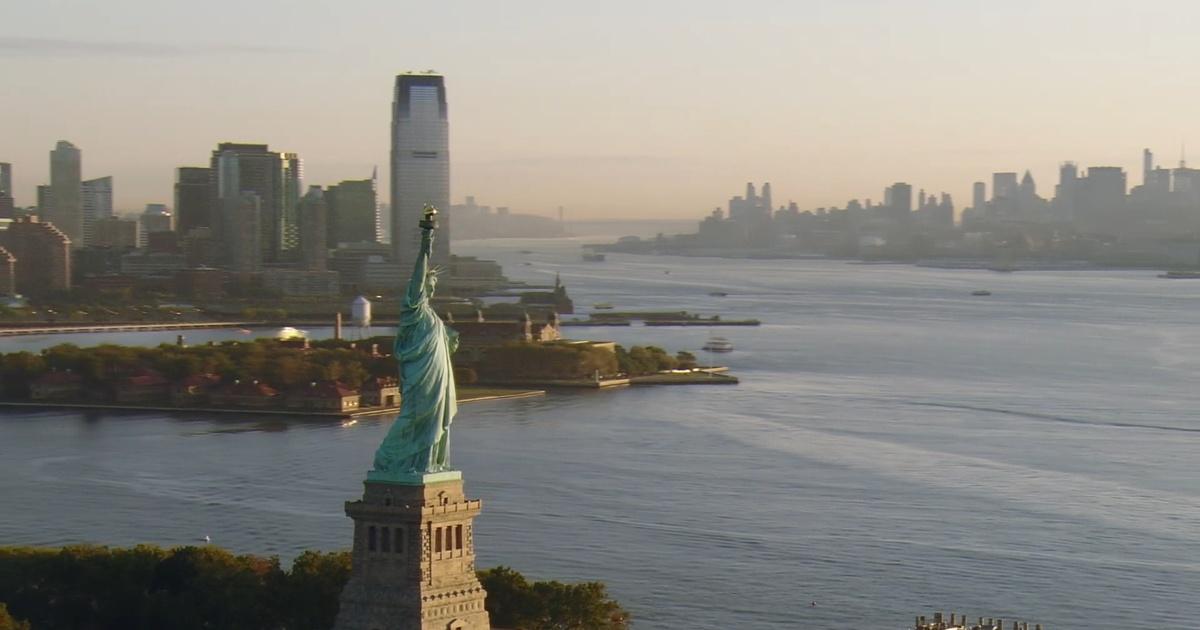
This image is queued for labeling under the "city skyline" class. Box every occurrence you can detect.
[5,2,1200,218]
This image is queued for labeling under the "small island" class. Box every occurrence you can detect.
[0,335,735,419]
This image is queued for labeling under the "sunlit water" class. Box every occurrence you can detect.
[2,238,1199,629]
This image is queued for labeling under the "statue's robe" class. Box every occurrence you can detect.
[372,229,458,474]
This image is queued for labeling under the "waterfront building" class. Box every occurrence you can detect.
[298,185,329,272]
[360,377,400,408]
[391,73,450,271]
[728,182,772,222]
[1052,162,1078,223]
[92,216,139,249]
[1077,166,1127,233]
[285,381,360,412]
[991,172,1019,218]
[0,216,71,293]
[174,167,212,234]
[326,175,380,246]
[81,176,114,245]
[46,141,83,246]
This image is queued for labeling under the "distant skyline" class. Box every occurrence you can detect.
[3,1,1200,219]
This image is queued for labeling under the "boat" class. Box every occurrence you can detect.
[1158,270,1200,279]
[518,250,534,254]
[593,302,614,310]
[971,290,992,296]
[708,291,729,297]
[582,252,606,262]
[701,336,734,353]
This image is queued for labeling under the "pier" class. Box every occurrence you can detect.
[915,612,1042,630]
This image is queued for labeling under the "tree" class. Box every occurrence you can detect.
[0,603,30,630]
[275,550,352,630]
[478,566,629,630]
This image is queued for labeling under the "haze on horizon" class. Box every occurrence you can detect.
[2,0,1198,220]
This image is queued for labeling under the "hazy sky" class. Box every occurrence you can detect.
[3,1,1200,219]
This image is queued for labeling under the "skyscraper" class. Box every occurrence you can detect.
[971,181,986,212]
[886,182,913,221]
[175,167,212,234]
[391,73,450,271]
[215,149,263,272]
[326,176,380,246]
[47,141,83,246]
[0,162,11,196]
[298,185,329,272]
[1143,148,1153,186]
[209,143,291,265]
[0,163,13,219]
[282,152,303,256]
[0,216,71,293]
[140,204,173,247]
[81,176,113,246]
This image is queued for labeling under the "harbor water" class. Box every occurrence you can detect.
[2,238,1198,628]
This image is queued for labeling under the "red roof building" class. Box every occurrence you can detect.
[286,380,361,412]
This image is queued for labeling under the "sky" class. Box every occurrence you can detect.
[3,0,1200,219]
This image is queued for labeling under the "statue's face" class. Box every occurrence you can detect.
[425,273,438,294]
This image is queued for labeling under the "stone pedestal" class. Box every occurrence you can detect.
[333,476,491,630]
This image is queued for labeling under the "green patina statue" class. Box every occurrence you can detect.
[369,206,461,483]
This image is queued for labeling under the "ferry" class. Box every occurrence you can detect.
[708,291,729,297]
[702,336,734,353]
[1158,270,1200,279]
[582,252,606,262]
[970,290,992,296]
[593,302,614,310]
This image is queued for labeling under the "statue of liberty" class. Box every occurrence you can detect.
[370,206,460,481]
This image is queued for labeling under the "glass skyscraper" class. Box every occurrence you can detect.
[391,73,449,272]
[48,140,82,246]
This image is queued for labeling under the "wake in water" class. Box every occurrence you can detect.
[909,401,1200,435]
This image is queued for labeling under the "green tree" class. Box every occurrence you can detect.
[275,550,352,630]
[478,566,629,630]
[0,603,30,630]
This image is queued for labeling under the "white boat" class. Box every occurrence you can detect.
[702,336,734,353]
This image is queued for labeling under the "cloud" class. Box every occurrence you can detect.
[0,37,309,57]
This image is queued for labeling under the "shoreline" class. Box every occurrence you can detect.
[0,389,546,419]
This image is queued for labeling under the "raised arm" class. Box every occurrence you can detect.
[403,206,438,308]
[404,229,433,306]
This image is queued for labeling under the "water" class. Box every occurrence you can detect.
[2,239,1199,629]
